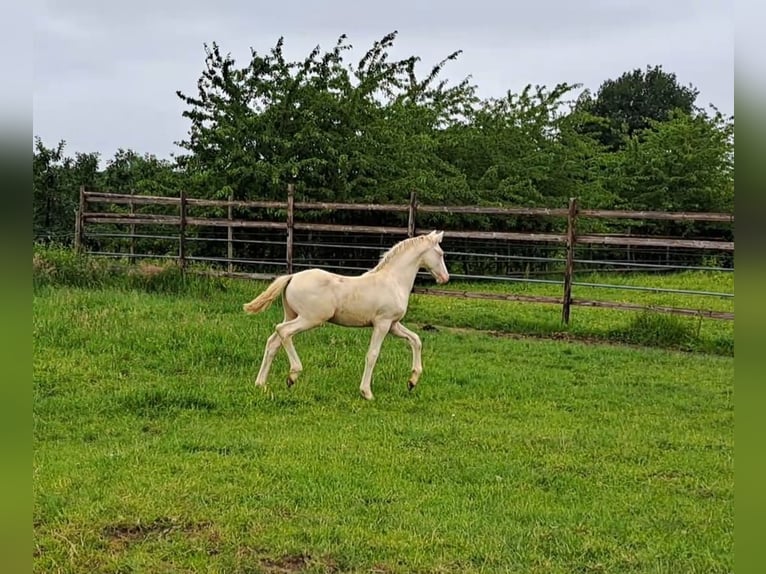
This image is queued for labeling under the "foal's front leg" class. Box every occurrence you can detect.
[359,320,392,400]
[389,322,423,390]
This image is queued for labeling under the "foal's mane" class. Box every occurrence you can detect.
[369,234,433,273]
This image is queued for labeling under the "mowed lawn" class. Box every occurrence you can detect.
[33,283,733,573]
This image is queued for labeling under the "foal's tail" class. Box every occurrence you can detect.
[243,274,293,314]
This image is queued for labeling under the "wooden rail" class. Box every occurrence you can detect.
[76,186,735,323]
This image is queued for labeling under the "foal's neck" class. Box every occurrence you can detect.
[380,248,424,293]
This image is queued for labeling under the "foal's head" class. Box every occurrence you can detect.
[420,231,450,284]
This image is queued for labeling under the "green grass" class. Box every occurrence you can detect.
[33,258,733,572]
[33,246,734,356]
[409,270,733,356]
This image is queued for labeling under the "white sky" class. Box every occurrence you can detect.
[32,0,734,162]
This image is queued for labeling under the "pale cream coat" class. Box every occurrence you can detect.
[243,230,449,399]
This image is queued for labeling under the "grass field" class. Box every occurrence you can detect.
[33,250,734,573]
[408,270,733,355]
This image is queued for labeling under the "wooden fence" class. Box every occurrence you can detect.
[74,185,735,322]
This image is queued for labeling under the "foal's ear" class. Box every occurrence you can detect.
[433,230,444,242]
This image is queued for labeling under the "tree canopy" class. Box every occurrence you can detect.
[33,31,734,244]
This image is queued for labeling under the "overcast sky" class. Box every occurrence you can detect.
[33,0,733,163]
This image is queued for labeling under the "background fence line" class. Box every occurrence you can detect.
[72,186,734,323]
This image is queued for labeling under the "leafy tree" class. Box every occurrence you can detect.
[173,32,477,203]
[32,39,734,274]
[576,65,700,150]
[436,84,613,210]
[33,137,100,243]
[101,148,184,196]
[608,107,734,213]
[33,138,189,247]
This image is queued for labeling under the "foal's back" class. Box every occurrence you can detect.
[284,268,405,327]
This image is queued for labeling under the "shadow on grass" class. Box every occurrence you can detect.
[121,388,218,418]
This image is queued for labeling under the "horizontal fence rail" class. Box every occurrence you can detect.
[74,185,735,323]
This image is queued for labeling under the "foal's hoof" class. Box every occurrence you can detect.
[359,389,374,401]
[408,380,416,391]
[286,377,295,388]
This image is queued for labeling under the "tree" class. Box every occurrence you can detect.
[608,107,734,214]
[576,65,700,150]
[33,137,101,243]
[32,36,735,272]
[436,83,614,211]
[173,32,477,203]
[101,148,184,195]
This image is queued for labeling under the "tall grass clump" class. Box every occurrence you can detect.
[32,244,226,297]
[611,311,697,349]
[609,311,734,355]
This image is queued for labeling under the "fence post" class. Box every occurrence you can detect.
[286,183,295,274]
[408,190,418,237]
[74,185,86,253]
[179,190,187,273]
[561,197,578,324]
[129,188,136,264]
[227,190,234,273]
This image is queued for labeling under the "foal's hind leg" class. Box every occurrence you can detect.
[276,315,319,387]
[254,305,301,388]
[277,303,303,386]
[255,332,281,387]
